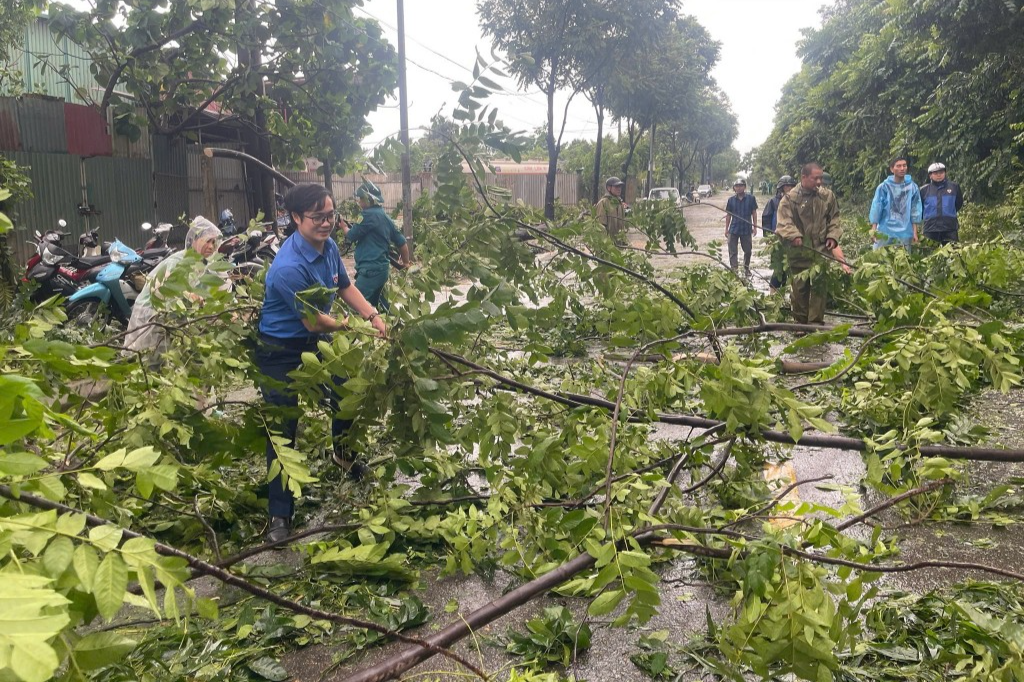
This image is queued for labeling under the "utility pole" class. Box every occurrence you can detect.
[397,0,413,248]
[646,121,657,197]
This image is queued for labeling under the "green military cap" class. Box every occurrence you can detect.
[356,179,384,205]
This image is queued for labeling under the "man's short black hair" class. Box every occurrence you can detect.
[889,155,909,170]
[800,162,822,177]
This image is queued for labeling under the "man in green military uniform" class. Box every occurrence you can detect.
[595,176,627,244]
[341,180,412,312]
[775,162,842,325]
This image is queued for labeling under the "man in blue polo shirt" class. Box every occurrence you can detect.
[725,178,759,277]
[257,183,386,543]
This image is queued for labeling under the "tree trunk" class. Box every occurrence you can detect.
[645,120,657,197]
[236,0,275,221]
[322,158,333,194]
[544,72,558,220]
[621,120,641,178]
[591,85,605,205]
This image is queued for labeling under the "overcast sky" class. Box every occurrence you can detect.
[359,0,831,156]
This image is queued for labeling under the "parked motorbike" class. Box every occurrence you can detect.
[23,221,110,303]
[65,239,143,326]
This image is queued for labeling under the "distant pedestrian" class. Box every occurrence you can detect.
[761,174,797,294]
[725,178,758,276]
[919,162,964,245]
[776,163,842,325]
[596,176,627,244]
[869,156,922,250]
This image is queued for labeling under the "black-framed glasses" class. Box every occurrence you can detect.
[304,211,337,224]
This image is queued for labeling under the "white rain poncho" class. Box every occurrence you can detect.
[124,216,224,358]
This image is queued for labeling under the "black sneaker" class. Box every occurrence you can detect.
[332,451,369,481]
[266,516,292,544]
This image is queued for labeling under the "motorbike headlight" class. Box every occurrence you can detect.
[41,244,63,266]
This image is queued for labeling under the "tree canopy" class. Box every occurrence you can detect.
[47,0,398,175]
[755,0,1024,199]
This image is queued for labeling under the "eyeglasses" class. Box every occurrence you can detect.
[304,211,337,224]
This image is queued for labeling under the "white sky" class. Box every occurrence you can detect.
[359,0,831,156]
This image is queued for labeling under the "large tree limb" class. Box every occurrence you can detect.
[0,485,489,681]
[430,348,1024,462]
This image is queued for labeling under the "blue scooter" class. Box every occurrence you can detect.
[66,239,142,326]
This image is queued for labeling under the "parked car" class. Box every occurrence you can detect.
[697,184,714,198]
[646,187,690,209]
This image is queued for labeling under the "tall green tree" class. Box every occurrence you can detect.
[48,0,397,215]
[757,0,1024,200]
[605,15,719,191]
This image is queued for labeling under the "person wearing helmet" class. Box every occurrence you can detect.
[919,162,963,244]
[341,180,411,312]
[761,175,797,293]
[725,178,758,277]
[595,177,627,244]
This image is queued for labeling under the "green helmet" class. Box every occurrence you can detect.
[356,180,384,205]
[776,175,797,191]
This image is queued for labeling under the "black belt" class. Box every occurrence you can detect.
[257,332,326,350]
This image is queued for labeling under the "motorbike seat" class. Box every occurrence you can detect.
[76,255,110,268]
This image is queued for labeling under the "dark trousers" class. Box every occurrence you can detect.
[728,232,753,272]
[790,267,826,325]
[255,334,351,519]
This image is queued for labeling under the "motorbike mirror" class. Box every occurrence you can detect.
[58,219,67,228]
[141,222,152,231]
[34,230,42,239]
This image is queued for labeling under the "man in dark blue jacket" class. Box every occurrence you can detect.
[920,162,964,244]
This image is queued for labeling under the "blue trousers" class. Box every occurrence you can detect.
[255,334,351,519]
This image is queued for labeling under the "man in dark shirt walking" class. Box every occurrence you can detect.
[725,178,758,277]
[919,162,964,245]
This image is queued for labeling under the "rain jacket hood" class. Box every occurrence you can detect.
[869,175,922,239]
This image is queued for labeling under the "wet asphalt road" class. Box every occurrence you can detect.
[279,193,1024,681]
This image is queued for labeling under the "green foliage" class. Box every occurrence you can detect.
[1,49,1024,682]
[47,0,397,172]
[755,0,1024,201]
[503,606,592,669]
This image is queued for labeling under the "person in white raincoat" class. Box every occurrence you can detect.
[124,216,223,360]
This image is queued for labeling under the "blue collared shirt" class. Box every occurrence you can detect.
[726,194,759,235]
[259,233,351,339]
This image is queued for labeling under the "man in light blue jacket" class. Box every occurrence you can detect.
[869,156,922,250]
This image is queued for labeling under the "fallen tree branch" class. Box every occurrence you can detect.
[0,485,489,681]
[834,478,952,532]
[431,348,1024,461]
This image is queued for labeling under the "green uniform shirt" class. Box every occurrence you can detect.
[595,192,626,238]
[775,185,841,268]
[346,206,407,270]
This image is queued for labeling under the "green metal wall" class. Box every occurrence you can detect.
[82,156,155,249]
[15,19,94,105]
[1,151,85,265]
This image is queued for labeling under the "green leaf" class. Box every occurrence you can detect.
[588,589,626,616]
[93,553,128,620]
[10,638,61,682]
[73,544,100,592]
[88,526,123,552]
[77,472,107,490]
[43,536,75,577]
[73,631,137,670]
[94,446,160,472]
[0,452,49,476]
